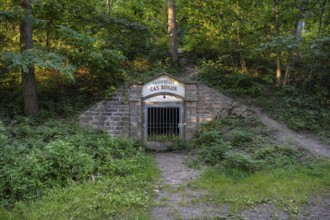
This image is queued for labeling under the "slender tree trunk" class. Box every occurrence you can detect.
[309,0,327,77]
[107,0,113,15]
[168,0,179,65]
[284,18,304,85]
[46,22,51,47]
[283,52,291,85]
[237,25,246,72]
[317,0,327,37]
[20,0,39,116]
[274,0,282,86]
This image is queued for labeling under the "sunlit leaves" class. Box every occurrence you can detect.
[2,48,75,78]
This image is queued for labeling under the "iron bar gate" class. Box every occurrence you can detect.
[144,105,183,142]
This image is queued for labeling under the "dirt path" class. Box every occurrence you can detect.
[255,109,330,158]
[150,152,222,220]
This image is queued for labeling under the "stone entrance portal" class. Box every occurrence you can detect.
[79,72,253,149]
[142,75,185,147]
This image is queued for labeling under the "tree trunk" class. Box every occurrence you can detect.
[168,0,179,65]
[274,0,282,86]
[107,0,113,15]
[20,0,39,116]
[283,51,292,85]
[317,0,327,37]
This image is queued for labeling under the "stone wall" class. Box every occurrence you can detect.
[128,84,143,139]
[79,80,254,141]
[197,85,253,124]
[79,86,130,137]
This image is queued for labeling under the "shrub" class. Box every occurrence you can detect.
[229,129,254,147]
[223,151,262,173]
[198,59,265,97]
[0,117,151,208]
[2,140,95,203]
[197,141,231,165]
[194,130,221,146]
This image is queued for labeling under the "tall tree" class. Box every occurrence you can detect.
[20,0,39,116]
[107,0,113,15]
[317,0,327,37]
[168,0,178,65]
[274,0,282,86]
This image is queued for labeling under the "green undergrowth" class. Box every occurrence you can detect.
[197,60,330,144]
[254,85,330,145]
[193,160,330,213]
[1,156,157,220]
[0,117,159,219]
[188,116,330,213]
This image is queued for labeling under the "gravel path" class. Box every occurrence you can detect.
[150,152,330,220]
[150,152,222,220]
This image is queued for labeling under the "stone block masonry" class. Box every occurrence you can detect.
[79,75,254,142]
[79,86,130,137]
[197,84,253,124]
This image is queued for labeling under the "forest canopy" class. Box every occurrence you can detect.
[0,0,329,117]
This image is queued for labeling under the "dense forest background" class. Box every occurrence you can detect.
[1,0,329,119]
[1,0,330,218]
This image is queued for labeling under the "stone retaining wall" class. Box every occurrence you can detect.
[197,84,253,123]
[79,87,130,137]
[79,79,254,140]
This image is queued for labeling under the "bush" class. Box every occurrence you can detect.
[198,59,265,97]
[193,130,222,146]
[223,151,262,173]
[229,129,254,147]
[198,141,231,165]
[0,117,150,208]
[2,140,95,203]
[190,117,311,178]
[1,154,158,219]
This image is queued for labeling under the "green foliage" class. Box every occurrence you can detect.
[190,117,307,176]
[229,129,254,147]
[190,116,330,211]
[198,59,266,97]
[255,85,330,142]
[223,151,261,173]
[0,117,156,214]
[1,155,158,219]
[198,53,329,142]
[193,159,330,211]
[197,141,231,165]
[2,48,75,77]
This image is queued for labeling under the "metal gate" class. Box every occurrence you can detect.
[144,105,183,142]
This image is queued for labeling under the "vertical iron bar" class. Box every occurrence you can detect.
[162,107,165,138]
[176,107,178,136]
[173,107,175,139]
[153,107,156,141]
[167,107,172,140]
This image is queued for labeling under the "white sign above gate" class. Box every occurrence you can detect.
[142,75,185,98]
